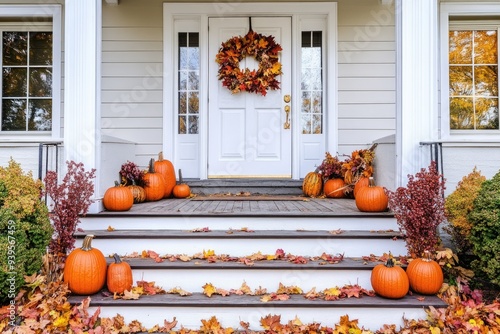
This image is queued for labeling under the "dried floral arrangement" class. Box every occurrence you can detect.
[317,144,376,186]
[215,29,282,96]
[119,160,144,186]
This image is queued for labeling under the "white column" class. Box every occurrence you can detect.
[396,0,439,185]
[64,0,102,210]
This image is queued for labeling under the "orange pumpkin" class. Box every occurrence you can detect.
[103,181,134,211]
[355,177,388,212]
[324,178,346,198]
[371,257,409,299]
[64,235,107,295]
[127,181,146,204]
[353,176,370,198]
[143,158,165,202]
[107,253,133,294]
[302,171,323,197]
[173,169,191,198]
[406,251,443,295]
[154,152,176,198]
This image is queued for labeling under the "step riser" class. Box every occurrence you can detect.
[87,305,427,331]
[127,268,373,292]
[89,238,407,258]
[79,216,400,231]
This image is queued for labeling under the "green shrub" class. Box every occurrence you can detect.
[444,167,486,257]
[0,159,53,305]
[469,170,500,287]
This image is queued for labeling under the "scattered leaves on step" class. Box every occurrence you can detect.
[261,293,290,302]
[122,289,141,300]
[230,281,253,295]
[311,252,344,264]
[142,249,164,263]
[190,226,211,232]
[136,280,166,295]
[167,287,192,296]
[276,283,303,295]
[227,226,255,233]
[329,228,343,234]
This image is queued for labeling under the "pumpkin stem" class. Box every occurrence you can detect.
[112,253,123,264]
[423,250,433,262]
[148,158,155,173]
[178,169,183,184]
[368,177,375,187]
[385,257,395,268]
[158,151,164,162]
[81,235,95,251]
[114,180,120,187]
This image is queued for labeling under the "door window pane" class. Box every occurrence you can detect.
[449,29,499,130]
[1,31,52,132]
[301,31,323,134]
[178,32,200,134]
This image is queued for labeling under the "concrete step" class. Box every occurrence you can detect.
[67,292,447,331]
[75,229,407,258]
[185,178,304,195]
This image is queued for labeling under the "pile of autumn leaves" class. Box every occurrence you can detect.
[1,257,500,333]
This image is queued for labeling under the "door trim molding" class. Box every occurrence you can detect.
[163,2,337,179]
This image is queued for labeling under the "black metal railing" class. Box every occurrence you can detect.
[420,141,444,177]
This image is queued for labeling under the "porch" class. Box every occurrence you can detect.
[70,182,447,331]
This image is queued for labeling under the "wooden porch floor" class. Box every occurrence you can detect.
[93,195,393,217]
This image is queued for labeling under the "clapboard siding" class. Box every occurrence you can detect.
[337,0,396,153]
[101,0,164,164]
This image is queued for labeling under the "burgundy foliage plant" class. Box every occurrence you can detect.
[386,161,446,258]
[43,161,96,257]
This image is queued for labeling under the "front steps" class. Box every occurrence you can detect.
[72,193,447,331]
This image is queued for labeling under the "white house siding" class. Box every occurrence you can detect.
[101,0,164,169]
[337,0,396,156]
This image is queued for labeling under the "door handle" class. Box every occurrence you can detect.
[284,105,291,129]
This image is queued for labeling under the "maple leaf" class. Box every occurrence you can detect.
[201,316,223,331]
[277,282,303,295]
[230,281,253,295]
[261,293,290,302]
[106,225,115,231]
[136,280,165,295]
[260,314,283,331]
[342,284,363,298]
[203,249,215,258]
[122,289,140,300]
[216,288,231,297]
[333,314,361,334]
[304,287,321,300]
[203,283,217,297]
[275,248,286,259]
[166,287,192,296]
[155,317,178,332]
[323,287,342,300]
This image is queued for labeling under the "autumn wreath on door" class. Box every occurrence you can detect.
[215,23,283,96]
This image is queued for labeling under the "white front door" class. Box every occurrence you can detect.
[208,17,292,178]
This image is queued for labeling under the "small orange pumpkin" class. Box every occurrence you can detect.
[107,253,133,294]
[143,158,165,202]
[64,235,107,295]
[154,151,176,198]
[103,181,134,211]
[324,178,346,198]
[406,251,443,295]
[371,257,409,299]
[302,171,323,197]
[355,177,388,212]
[353,176,370,198]
[127,181,146,204]
[173,169,191,198]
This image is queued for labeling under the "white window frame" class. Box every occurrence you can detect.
[0,5,61,139]
[440,3,500,140]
